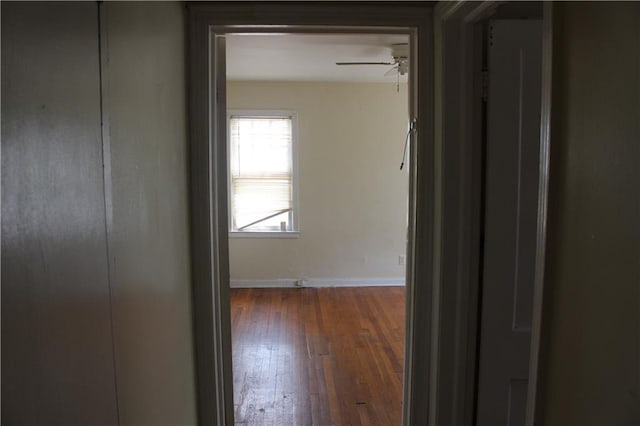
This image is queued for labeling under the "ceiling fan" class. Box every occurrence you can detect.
[335,43,409,77]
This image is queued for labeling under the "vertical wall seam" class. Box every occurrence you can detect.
[97,1,121,424]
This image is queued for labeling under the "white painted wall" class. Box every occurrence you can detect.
[105,2,197,424]
[227,81,409,283]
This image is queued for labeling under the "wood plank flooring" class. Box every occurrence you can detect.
[230,287,405,425]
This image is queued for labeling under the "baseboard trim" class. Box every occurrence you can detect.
[230,279,298,288]
[230,277,405,288]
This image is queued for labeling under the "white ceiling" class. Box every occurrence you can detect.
[226,33,410,83]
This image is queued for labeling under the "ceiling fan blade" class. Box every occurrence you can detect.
[335,61,395,66]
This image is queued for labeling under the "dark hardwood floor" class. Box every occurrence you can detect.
[231,287,406,425]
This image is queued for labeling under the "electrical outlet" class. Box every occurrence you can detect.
[398,255,405,266]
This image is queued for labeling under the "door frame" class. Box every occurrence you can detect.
[187,2,553,425]
[433,2,553,425]
[187,3,434,425]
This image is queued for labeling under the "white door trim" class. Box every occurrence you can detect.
[187,4,434,425]
[526,3,554,425]
[434,2,553,426]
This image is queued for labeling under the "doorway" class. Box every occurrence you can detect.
[187,2,551,425]
[224,33,411,424]
[433,2,552,425]
[187,4,433,425]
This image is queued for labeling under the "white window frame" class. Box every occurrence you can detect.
[227,109,300,238]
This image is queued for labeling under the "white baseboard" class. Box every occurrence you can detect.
[230,279,298,288]
[230,277,405,288]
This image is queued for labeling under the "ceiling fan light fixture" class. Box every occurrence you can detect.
[334,42,410,77]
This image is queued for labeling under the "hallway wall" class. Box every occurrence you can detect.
[105,2,197,424]
[1,2,119,423]
[541,2,640,424]
[1,2,197,424]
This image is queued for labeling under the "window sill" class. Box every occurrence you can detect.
[229,231,300,239]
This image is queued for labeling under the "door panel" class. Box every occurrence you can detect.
[476,19,542,426]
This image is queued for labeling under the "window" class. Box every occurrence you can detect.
[228,111,298,235]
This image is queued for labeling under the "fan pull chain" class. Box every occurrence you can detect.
[400,119,417,170]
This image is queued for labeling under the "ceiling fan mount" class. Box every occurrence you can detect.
[336,43,409,76]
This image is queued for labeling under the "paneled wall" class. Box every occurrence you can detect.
[1,2,197,424]
[1,2,119,423]
[105,2,197,424]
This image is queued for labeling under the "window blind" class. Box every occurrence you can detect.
[229,116,293,231]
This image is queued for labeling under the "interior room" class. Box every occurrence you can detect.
[225,33,410,424]
[2,2,638,426]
